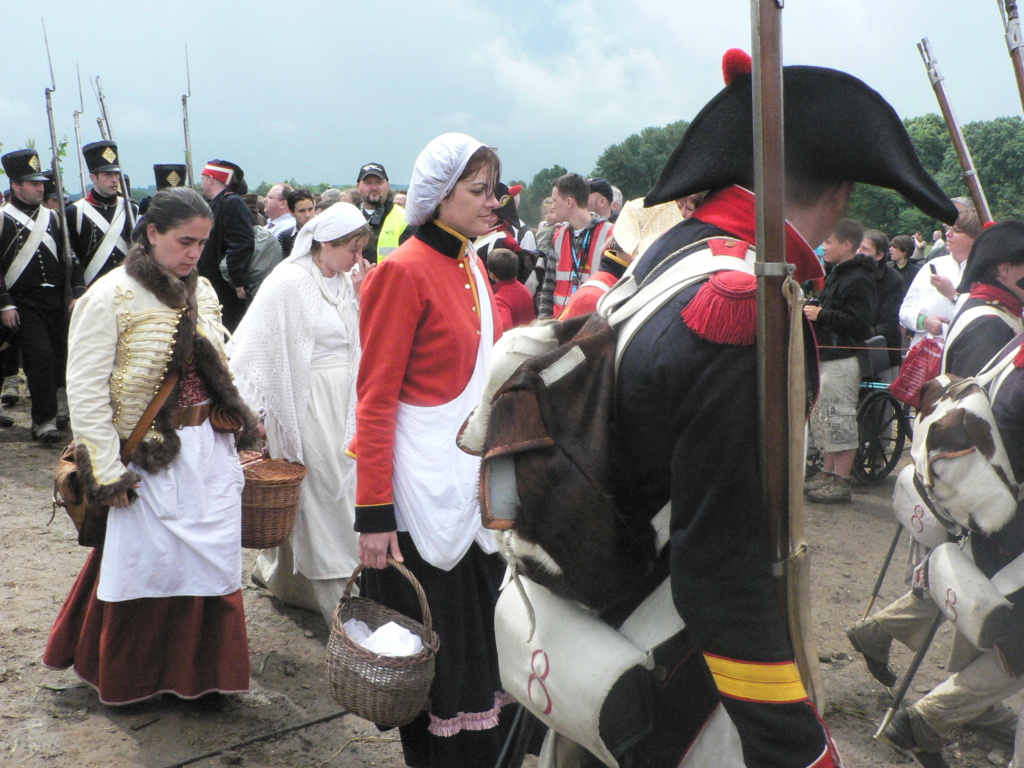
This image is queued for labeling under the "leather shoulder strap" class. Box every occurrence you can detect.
[119,369,179,465]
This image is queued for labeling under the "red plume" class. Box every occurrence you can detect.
[722,49,752,85]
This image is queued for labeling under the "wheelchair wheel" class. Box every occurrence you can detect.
[853,390,907,482]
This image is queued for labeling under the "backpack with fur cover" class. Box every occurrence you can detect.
[459,237,758,615]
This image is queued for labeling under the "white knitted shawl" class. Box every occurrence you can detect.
[228,257,360,463]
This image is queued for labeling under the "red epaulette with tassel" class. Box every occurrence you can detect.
[681,269,757,346]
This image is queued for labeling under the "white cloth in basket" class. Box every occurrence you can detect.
[344,618,424,656]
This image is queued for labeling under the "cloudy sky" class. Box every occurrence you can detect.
[3,1,1018,193]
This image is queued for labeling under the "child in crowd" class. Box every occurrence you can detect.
[488,248,535,331]
[803,218,876,504]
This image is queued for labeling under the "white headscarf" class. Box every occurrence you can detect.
[405,132,487,227]
[288,202,367,264]
[230,203,366,464]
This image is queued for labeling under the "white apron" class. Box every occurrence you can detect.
[98,419,245,601]
[392,251,498,571]
[290,357,359,580]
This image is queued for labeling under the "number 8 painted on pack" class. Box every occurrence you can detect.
[527,649,553,715]
[911,504,926,534]
[945,588,958,623]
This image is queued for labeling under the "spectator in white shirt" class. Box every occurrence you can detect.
[898,208,982,347]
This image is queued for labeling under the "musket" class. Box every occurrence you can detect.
[874,612,943,739]
[751,0,825,711]
[182,44,195,187]
[93,76,136,231]
[72,64,88,198]
[89,75,110,140]
[997,0,1024,114]
[863,525,904,619]
[917,38,993,222]
[42,21,76,309]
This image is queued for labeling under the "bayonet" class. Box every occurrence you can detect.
[73,64,87,198]
[182,44,195,186]
[92,75,136,230]
[41,20,76,308]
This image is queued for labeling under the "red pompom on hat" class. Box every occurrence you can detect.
[722,49,752,85]
[681,270,757,346]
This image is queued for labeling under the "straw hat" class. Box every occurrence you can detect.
[613,197,684,259]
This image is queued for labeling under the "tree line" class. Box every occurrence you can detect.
[515,114,1024,236]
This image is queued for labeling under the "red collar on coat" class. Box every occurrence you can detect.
[969,281,1024,319]
[690,186,824,285]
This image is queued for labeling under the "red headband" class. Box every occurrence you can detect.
[202,163,235,186]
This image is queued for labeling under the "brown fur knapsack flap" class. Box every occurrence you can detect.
[482,312,657,615]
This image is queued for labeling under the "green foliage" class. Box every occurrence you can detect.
[841,114,1024,238]
[955,117,1024,221]
[518,164,568,227]
[592,120,689,201]
[904,114,950,174]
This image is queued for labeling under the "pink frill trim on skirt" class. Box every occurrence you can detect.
[428,691,518,737]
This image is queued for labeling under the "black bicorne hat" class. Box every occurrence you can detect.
[494,182,521,227]
[645,50,958,225]
[1,149,49,182]
[154,164,188,190]
[83,141,121,174]
[957,221,1024,292]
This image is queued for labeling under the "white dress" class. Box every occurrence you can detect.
[229,260,361,625]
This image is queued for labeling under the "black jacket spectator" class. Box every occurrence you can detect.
[814,255,876,362]
[198,190,254,331]
[871,260,905,366]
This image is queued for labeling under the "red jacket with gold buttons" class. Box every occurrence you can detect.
[353,220,501,531]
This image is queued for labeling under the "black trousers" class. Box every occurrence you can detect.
[1,342,19,377]
[12,288,67,424]
[210,276,248,333]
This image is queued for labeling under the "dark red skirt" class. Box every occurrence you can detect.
[43,548,250,705]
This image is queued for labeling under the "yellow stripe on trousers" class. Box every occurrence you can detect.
[703,653,808,704]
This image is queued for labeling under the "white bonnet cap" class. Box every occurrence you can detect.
[405,132,488,227]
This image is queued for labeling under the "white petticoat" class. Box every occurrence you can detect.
[97,421,245,602]
[288,358,359,580]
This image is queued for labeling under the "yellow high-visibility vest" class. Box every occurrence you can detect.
[377,204,408,260]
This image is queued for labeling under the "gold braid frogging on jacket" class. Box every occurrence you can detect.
[66,245,257,503]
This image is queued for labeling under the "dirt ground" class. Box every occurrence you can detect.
[1,380,1020,768]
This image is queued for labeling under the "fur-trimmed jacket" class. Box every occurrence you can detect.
[66,246,258,504]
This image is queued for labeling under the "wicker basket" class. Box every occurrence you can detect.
[239,450,306,549]
[327,558,440,726]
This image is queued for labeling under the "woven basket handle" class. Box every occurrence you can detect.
[343,557,433,640]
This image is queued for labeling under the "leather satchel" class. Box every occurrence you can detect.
[52,369,180,547]
[209,404,245,434]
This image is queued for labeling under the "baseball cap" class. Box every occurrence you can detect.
[358,163,388,182]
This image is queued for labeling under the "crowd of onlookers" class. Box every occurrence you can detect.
[802,200,983,503]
